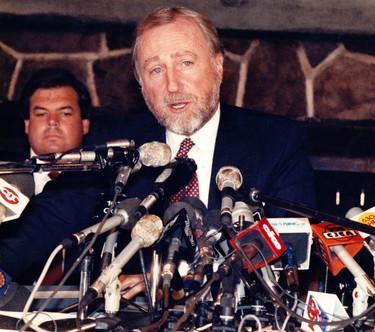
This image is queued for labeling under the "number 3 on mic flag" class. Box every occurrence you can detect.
[0,178,29,222]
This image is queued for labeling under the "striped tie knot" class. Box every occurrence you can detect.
[170,138,199,202]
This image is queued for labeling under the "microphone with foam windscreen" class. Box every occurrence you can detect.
[61,197,141,249]
[114,142,172,193]
[36,141,171,167]
[345,206,375,240]
[0,177,30,223]
[216,166,243,227]
[134,158,197,220]
[159,201,196,251]
[137,141,172,167]
[79,214,164,309]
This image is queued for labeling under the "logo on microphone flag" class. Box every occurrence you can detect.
[0,178,29,222]
[302,291,349,332]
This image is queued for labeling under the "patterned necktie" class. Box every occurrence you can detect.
[170,138,199,203]
[48,171,60,181]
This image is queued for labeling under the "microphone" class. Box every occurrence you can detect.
[99,228,119,273]
[311,222,364,276]
[216,166,243,226]
[61,197,141,249]
[181,197,213,290]
[229,217,286,273]
[159,201,196,255]
[134,158,197,220]
[36,138,134,162]
[91,138,135,151]
[311,222,375,296]
[36,141,171,167]
[161,209,189,292]
[282,241,299,294]
[231,200,254,229]
[0,177,30,223]
[137,141,172,167]
[330,245,375,297]
[204,209,230,256]
[268,217,313,270]
[114,141,172,193]
[160,202,196,299]
[79,214,164,307]
[218,270,241,327]
[345,207,364,220]
[215,239,263,279]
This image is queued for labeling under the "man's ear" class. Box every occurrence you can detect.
[82,119,90,135]
[24,120,30,135]
[215,53,224,82]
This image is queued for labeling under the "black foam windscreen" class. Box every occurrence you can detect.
[0,281,31,312]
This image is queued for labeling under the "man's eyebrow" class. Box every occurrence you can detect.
[31,105,74,112]
[171,51,197,59]
[143,51,198,69]
[143,56,160,70]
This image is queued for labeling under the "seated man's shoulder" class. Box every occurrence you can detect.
[86,108,161,147]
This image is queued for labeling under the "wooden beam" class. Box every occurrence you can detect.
[1,0,375,35]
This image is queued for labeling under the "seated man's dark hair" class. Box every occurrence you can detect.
[19,67,92,120]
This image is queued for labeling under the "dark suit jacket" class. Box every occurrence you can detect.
[87,103,316,216]
[0,104,315,281]
[0,172,113,281]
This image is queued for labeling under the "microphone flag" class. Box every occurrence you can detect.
[311,222,364,276]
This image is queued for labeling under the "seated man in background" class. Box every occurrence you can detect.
[0,67,114,309]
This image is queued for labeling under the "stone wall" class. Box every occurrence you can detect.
[1,23,375,170]
[2,25,375,122]
[0,17,375,214]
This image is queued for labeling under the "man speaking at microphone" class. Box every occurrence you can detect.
[0,68,114,309]
[95,7,317,298]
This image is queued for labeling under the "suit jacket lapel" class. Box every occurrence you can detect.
[208,105,245,210]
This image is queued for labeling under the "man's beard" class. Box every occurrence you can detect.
[143,79,220,136]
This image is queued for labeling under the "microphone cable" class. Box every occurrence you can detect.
[19,190,121,332]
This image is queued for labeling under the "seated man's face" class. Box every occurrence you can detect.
[24,86,90,155]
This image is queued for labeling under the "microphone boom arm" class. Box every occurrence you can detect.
[249,188,375,236]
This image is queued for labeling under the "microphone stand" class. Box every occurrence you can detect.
[250,188,375,326]
[249,188,375,236]
[0,161,103,174]
[79,249,94,320]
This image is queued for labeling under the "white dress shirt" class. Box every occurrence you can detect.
[166,105,221,207]
[30,149,53,195]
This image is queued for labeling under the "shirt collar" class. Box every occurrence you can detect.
[167,104,221,156]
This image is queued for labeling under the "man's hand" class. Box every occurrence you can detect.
[119,274,148,300]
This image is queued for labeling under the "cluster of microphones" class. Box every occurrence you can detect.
[2,138,375,331]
